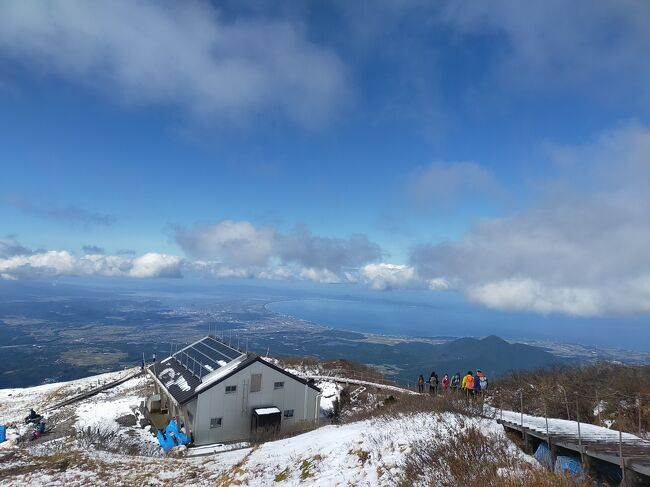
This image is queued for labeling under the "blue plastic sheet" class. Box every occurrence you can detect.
[534,442,553,469]
[554,455,585,481]
[157,419,190,452]
[156,430,176,453]
[0,424,6,443]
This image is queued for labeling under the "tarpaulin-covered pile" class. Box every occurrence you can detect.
[156,419,190,453]
[554,455,585,481]
[0,425,6,443]
[533,442,553,469]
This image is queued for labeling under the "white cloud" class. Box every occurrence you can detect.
[360,263,417,290]
[0,250,76,278]
[0,1,346,125]
[466,279,601,316]
[410,124,650,316]
[129,253,181,278]
[298,267,341,284]
[0,246,181,280]
[174,220,382,277]
[175,220,275,267]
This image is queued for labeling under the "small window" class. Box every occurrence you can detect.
[274,381,285,390]
[210,417,222,429]
[283,409,294,418]
[250,373,262,393]
[225,385,237,394]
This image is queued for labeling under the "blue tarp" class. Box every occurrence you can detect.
[157,419,190,453]
[554,455,585,480]
[0,424,6,443]
[534,442,553,469]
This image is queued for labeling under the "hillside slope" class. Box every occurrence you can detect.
[0,368,580,486]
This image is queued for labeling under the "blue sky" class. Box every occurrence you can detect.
[1,1,650,319]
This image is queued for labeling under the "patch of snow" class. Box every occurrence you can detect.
[254,407,281,415]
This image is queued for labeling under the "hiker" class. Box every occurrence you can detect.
[473,371,481,395]
[450,372,461,391]
[429,372,438,394]
[30,420,46,441]
[476,369,488,392]
[461,371,474,396]
[24,409,42,425]
[417,374,425,393]
[441,373,450,390]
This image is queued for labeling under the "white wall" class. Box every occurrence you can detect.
[193,360,320,445]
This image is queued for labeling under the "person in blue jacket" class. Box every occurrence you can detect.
[473,371,482,395]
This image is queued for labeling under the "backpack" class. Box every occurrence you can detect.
[451,375,459,387]
[479,376,488,390]
[465,375,474,389]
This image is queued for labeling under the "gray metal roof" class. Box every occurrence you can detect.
[150,335,245,404]
[150,335,320,405]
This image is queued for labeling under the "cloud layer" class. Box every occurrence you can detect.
[0,194,116,227]
[0,1,345,125]
[410,125,650,316]
[441,0,650,105]
[0,239,181,280]
[175,220,382,283]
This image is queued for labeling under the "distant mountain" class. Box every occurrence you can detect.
[374,335,570,381]
[429,335,569,377]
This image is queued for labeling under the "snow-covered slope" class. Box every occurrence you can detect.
[1,370,535,486]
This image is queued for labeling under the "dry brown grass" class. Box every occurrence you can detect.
[490,362,650,435]
[397,421,596,487]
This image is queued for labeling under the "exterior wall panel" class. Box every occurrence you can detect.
[193,361,320,445]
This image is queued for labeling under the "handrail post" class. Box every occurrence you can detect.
[618,407,626,486]
[575,393,584,466]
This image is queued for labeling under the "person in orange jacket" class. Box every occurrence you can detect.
[461,371,474,396]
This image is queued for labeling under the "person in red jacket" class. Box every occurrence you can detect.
[441,373,450,390]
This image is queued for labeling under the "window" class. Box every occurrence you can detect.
[250,373,262,393]
[210,417,222,429]
[225,385,237,394]
[274,381,284,390]
[283,409,294,418]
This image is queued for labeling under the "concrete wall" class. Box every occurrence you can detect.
[193,361,320,445]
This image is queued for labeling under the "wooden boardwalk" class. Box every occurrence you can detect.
[498,413,650,486]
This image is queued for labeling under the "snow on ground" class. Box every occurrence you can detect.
[316,380,341,416]
[1,409,529,486]
[0,368,154,456]
[499,409,648,443]
[0,368,139,425]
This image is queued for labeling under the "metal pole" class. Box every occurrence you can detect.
[619,408,626,486]
[639,394,643,436]
[520,389,524,428]
[575,393,584,466]
[559,385,570,420]
[544,401,550,448]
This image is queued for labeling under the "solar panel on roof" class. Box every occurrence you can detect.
[171,336,245,380]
